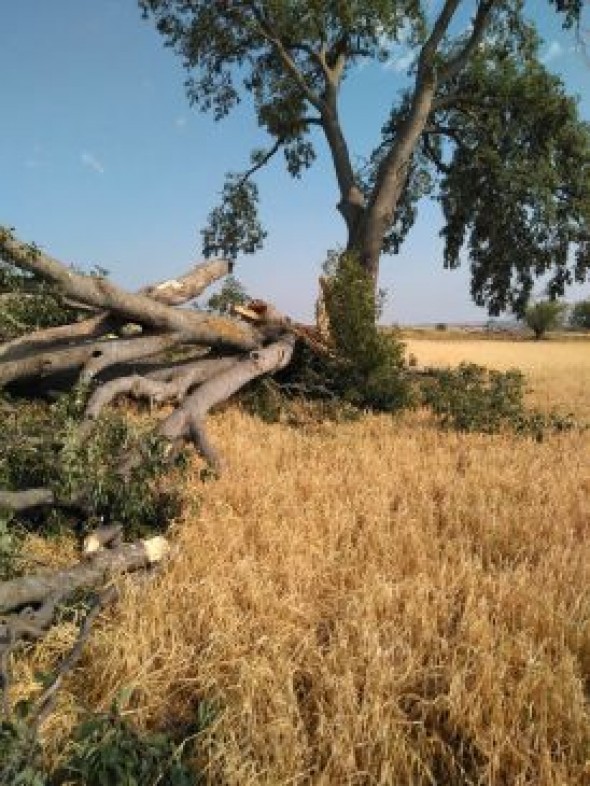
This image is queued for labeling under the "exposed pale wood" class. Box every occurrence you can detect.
[83,524,124,555]
[0,537,169,614]
[139,258,232,305]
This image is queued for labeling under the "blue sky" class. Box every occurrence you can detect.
[1,1,589,324]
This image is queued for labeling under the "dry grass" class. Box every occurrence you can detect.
[27,339,590,785]
[406,338,590,419]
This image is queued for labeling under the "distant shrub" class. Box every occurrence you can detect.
[569,299,590,330]
[523,300,566,340]
[206,275,248,314]
[435,322,447,332]
[421,363,579,438]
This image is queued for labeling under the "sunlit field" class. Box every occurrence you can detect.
[23,338,590,785]
[406,337,590,419]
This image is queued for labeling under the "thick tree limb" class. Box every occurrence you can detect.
[0,332,184,387]
[83,356,239,421]
[0,259,229,363]
[0,312,118,362]
[157,335,296,472]
[0,228,260,350]
[139,258,232,305]
[0,537,169,614]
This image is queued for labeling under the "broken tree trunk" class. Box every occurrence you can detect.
[0,537,169,615]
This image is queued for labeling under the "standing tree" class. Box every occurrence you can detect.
[523,298,566,339]
[140,0,590,317]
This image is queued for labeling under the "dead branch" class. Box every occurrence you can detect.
[0,536,169,615]
[83,356,239,421]
[0,312,118,363]
[0,227,260,351]
[30,585,118,732]
[139,258,232,305]
[0,332,185,387]
[157,335,296,471]
[234,300,335,357]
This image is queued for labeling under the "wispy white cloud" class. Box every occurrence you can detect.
[541,40,563,64]
[174,116,187,129]
[81,151,105,174]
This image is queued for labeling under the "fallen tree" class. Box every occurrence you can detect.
[0,226,309,491]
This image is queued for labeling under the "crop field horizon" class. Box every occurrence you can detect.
[19,337,590,785]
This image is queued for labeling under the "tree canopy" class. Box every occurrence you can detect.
[140,0,590,315]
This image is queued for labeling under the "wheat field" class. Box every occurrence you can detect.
[23,338,590,785]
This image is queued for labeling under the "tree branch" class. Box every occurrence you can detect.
[439,0,498,82]
[0,228,261,351]
[0,538,169,614]
[247,4,326,113]
[157,335,296,472]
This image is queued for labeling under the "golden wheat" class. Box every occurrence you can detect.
[27,339,590,785]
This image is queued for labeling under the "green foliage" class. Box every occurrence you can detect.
[0,262,77,342]
[523,300,566,339]
[0,703,205,786]
[0,719,47,786]
[436,31,590,316]
[569,299,590,330]
[0,388,184,541]
[201,176,266,259]
[421,364,526,434]
[142,0,589,316]
[421,362,578,438]
[56,710,199,786]
[322,253,412,411]
[206,275,248,314]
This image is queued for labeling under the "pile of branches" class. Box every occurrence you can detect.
[0,226,325,503]
[0,226,331,771]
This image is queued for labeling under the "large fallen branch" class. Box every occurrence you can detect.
[0,227,260,351]
[0,332,185,386]
[1,229,313,498]
[83,356,239,421]
[157,334,296,472]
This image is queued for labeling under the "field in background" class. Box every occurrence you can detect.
[406,337,590,419]
[27,339,590,785]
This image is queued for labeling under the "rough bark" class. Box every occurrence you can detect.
[83,356,239,421]
[0,312,117,362]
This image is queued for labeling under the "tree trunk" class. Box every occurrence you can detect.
[358,77,436,283]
